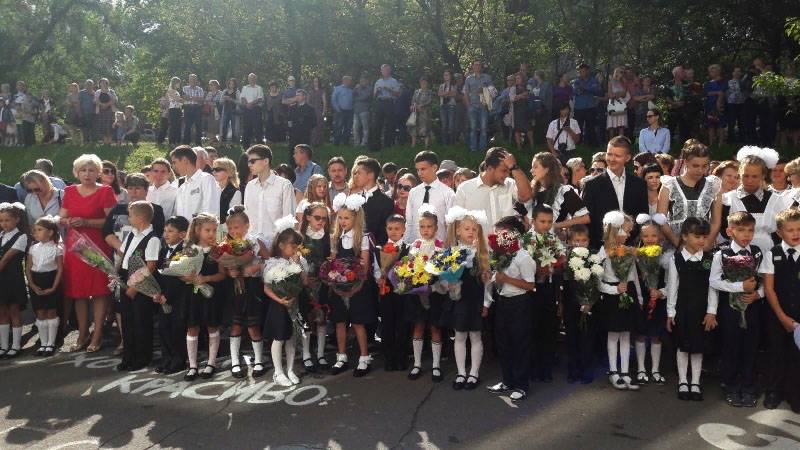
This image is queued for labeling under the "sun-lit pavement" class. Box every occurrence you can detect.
[1,326,799,449]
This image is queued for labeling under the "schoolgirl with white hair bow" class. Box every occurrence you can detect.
[0,202,29,358]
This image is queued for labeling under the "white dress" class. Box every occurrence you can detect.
[661,175,721,239]
[724,187,791,252]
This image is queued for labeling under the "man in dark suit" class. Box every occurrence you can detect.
[582,136,649,250]
[353,157,394,246]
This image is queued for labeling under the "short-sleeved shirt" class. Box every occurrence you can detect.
[463,73,493,107]
[546,118,581,151]
[0,228,27,253]
[30,241,63,273]
[373,77,400,100]
[121,225,161,270]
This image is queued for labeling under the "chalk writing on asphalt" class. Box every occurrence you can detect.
[698,410,800,450]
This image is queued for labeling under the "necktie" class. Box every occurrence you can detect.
[738,249,750,256]
[788,248,796,263]
[423,185,431,204]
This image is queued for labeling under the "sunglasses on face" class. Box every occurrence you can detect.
[102,168,114,175]
[247,158,265,165]
[590,168,604,173]
[212,167,226,173]
[312,215,328,222]
[26,187,41,194]
[396,184,413,192]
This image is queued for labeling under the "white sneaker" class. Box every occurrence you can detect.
[273,372,293,387]
[287,370,300,385]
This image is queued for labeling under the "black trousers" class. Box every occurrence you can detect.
[120,292,155,367]
[764,309,800,406]
[168,108,182,146]
[495,294,532,392]
[573,107,596,146]
[380,292,408,368]
[182,105,202,145]
[530,281,558,378]
[718,297,761,393]
[370,100,396,150]
[242,106,263,149]
[156,117,169,145]
[667,108,691,143]
[563,289,595,377]
[20,121,36,146]
[158,305,186,370]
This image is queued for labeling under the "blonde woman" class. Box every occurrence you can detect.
[212,157,242,223]
[295,174,330,223]
[606,67,630,139]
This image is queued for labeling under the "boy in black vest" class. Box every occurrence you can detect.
[762,209,800,412]
[117,201,161,372]
[377,214,411,371]
[710,211,766,407]
[155,216,189,374]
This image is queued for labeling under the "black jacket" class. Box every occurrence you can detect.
[363,189,394,246]
[582,170,648,250]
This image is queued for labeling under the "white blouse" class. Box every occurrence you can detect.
[0,228,27,253]
[29,241,63,273]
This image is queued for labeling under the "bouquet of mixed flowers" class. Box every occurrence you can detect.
[264,257,308,339]
[721,252,759,329]
[319,257,365,309]
[159,246,214,298]
[488,229,521,272]
[210,237,257,295]
[564,247,604,330]
[637,244,664,320]
[425,245,472,300]
[68,230,122,290]
[389,252,434,296]
[607,245,638,309]
[522,231,567,283]
[377,241,402,296]
[126,255,170,314]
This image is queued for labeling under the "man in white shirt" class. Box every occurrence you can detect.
[146,158,178,218]
[240,73,264,148]
[243,144,296,245]
[454,147,532,237]
[404,151,454,242]
[170,145,220,221]
[181,74,204,146]
[546,103,581,166]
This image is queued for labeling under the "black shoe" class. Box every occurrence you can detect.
[184,367,198,381]
[44,347,56,357]
[465,375,480,390]
[353,364,371,378]
[725,390,743,407]
[199,364,216,379]
[407,366,422,380]
[487,382,512,394]
[677,383,690,401]
[155,365,166,374]
[330,360,348,375]
[116,362,131,371]
[303,358,317,374]
[431,367,443,382]
[4,348,19,359]
[230,364,245,379]
[740,391,758,408]
[764,392,782,410]
[690,384,704,401]
[453,375,466,390]
[252,363,266,378]
[36,347,46,357]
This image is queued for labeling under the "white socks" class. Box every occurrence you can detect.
[619,332,631,374]
[47,318,59,347]
[207,331,220,367]
[607,332,620,372]
[186,335,198,368]
[357,355,371,370]
[677,351,689,384]
[302,333,312,360]
[469,331,483,378]
[454,332,468,376]
[690,353,703,385]
[635,340,647,373]
[285,339,296,374]
[431,341,442,369]
[316,325,326,359]
[36,320,48,349]
[229,335,241,367]
[252,339,263,365]
[651,342,662,373]
[634,340,662,374]
[412,338,423,368]
[271,340,285,375]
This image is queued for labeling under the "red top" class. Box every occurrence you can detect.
[62,184,116,298]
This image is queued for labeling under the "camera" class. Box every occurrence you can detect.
[558,142,568,152]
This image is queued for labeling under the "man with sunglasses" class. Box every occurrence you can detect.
[170,145,220,221]
[243,144,296,244]
[404,151,454,242]
[638,109,671,154]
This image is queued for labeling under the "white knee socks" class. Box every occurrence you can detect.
[11,327,21,350]
[651,342,662,374]
[676,351,689,384]
[690,353,703,385]
[285,338,296,373]
[412,338,423,368]
[47,318,59,347]
[302,333,312,360]
[454,332,468,376]
[607,332,620,372]
[271,340,285,375]
[207,331,220,367]
[316,325,326,359]
[252,339,263,365]
[186,335,198,369]
[468,331,483,378]
[36,320,48,349]
[635,339,647,373]
[431,341,442,369]
[229,335,241,367]
[619,332,631,374]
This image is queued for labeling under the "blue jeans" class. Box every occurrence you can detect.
[440,104,456,145]
[353,111,369,145]
[468,105,489,151]
[333,109,354,145]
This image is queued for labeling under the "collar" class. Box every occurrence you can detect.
[423,179,441,189]
[167,243,180,250]
[186,169,204,182]
[342,229,354,239]
[1,227,19,236]
[736,186,764,201]
[730,241,751,254]
[607,168,626,182]
[306,228,325,240]
[133,225,153,238]
[362,185,379,198]
[781,241,800,254]
[258,173,276,187]
[681,248,704,261]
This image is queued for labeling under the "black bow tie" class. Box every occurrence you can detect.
[737,249,750,256]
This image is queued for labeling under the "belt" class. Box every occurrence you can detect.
[499,293,529,301]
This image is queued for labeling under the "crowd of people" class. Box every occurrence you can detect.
[0,133,797,410]
[1,58,798,154]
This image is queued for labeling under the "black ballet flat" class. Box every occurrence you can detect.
[465,375,480,390]
[690,384,703,402]
[184,367,198,381]
[36,347,46,357]
[199,364,216,379]
[330,361,348,375]
[44,347,56,358]
[453,375,466,390]
[353,365,371,378]
[677,382,690,401]
[407,366,422,380]
[317,357,330,369]
[4,348,20,359]
[230,364,245,379]
[303,358,317,373]
[431,368,443,383]
[252,363,266,378]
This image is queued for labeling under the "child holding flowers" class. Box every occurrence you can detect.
[666,218,717,402]
[328,193,375,377]
[377,214,411,371]
[633,213,670,386]
[438,206,490,391]
[597,211,642,391]
[298,202,332,373]
[404,204,446,382]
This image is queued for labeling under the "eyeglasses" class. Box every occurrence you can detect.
[26,187,41,194]
[102,168,114,175]
[311,215,328,222]
[212,167,226,173]
[247,158,265,165]
[590,168,604,173]
[396,184,413,192]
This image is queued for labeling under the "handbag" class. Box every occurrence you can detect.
[406,111,417,127]
[607,98,627,116]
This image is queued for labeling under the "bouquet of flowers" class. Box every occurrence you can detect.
[159,246,214,298]
[608,245,638,309]
[264,257,308,339]
[300,238,329,323]
[424,245,472,300]
[68,230,122,290]
[319,257,365,309]
[210,238,256,295]
[721,252,759,329]
[564,247,604,330]
[522,231,566,283]
[377,241,402,296]
[637,244,664,320]
[488,229,521,272]
[389,253,434,296]
[126,255,171,314]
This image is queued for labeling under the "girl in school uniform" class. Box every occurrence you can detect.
[263,219,307,387]
[0,202,29,358]
[633,213,670,386]
[666,218,717,401]
[25,216,63,357]
[439,206,490,390]
[225,206,269,379]
[298,202,332,374]
[405,204,446,382]
[597,211,642,391]
[182,213,227,381]
[328,193,376,377]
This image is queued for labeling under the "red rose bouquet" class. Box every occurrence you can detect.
[319,257,365,309]
[488,229,521,272]
[210,238,256,295]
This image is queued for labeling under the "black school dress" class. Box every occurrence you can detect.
[672,251,713,353]
[181,249,224,328]
[231,276,266,327]
[300,233,331,323]
[636,264,667,337]
[328,236,377,325]
[440,256,484,332]
[0,231,27,308]
[264,260,294,341]
[599,253,638,333]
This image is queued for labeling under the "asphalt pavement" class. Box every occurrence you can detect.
[1,325,799,449]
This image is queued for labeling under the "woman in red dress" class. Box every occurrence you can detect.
[59,154,116,352]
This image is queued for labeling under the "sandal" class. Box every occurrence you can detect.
[69,340,89,353]
[431,367,443,382]
[465,375,480,390]
[199,364,216,379]
[608,371,627,390]
[453,375,466,390]
[303,358,316,373]
[252,363,266,378]
[621,373,640,391]
[636,371,649,385]
[230,364,245,379]
[184,367,198,381]
[407,366,422,380]
[650,372,666,385]
[86,343,101,353]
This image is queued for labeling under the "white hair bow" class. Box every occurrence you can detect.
[273,215,297,233]
[635,213,666,226]
[332,193,367,212]
[445,206,488,227]
[736,146,780,169]
[602,211,625,227]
